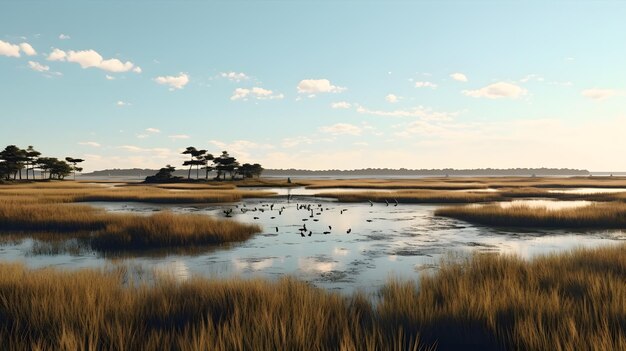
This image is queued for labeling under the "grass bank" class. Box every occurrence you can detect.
[317,190,503,203]
[0,200,261,252]
[1,244,625,350]
[0,184,274,204]
[435,202,626,228]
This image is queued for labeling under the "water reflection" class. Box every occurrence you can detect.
[153,260,191,282]
[232,257,276,272]
[1,187,624,293]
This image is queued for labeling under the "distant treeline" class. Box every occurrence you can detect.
[82,167,590,177]
[263,168,590,176]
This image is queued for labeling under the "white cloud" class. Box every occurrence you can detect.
[281,136,314,148]
[331,101,352,109]
[221,71,249,82]
[230,87,284,100]
[78,141,101,147]
[385,94,401,103]
[19,43,36,56]
[98,58,134,72]
[581,88,621,101]
[47,48,67,61]
[414,81,437,89]
[47,48,138,73]
[450,72,468,82]
[0,40,21,57]
[59,34,71,40]
[319,123,362,136]
[168,134,190,140]
[356,105,456,120]
[28,61,49,72]
[208,139,274,161]
[105,75,115,80]
[231,88,249,100]
[297,79,346,94]
[116,100,130,106]
[462,82,527,99]
[146,128,161,134]
[132,66,142,73]
[155,73,190,90]
[520,74,544,83]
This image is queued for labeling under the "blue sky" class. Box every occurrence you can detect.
[1,1,626,171]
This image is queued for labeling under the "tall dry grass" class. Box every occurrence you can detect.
[0,185,274,204]
[317,190,503,203]
[0,200,261,252]
[435,202,626,228]
[379,244,626,350]
[0,263,422,351]
[1,244,625,350]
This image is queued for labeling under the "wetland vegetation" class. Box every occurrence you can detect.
[1,243,624,351]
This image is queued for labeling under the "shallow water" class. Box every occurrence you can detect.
[1,188,624,293]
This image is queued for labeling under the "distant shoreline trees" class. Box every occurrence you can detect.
[146,148,263,183]
[0,145,81,181]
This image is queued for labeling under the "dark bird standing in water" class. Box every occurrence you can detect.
[346,228,352,234]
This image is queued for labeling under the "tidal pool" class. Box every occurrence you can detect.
[0,189,624,293]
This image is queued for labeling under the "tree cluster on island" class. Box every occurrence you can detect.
[0,145,84,181]
[145,147,263,183]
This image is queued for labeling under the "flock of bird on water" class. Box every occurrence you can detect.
[222,195,400,238]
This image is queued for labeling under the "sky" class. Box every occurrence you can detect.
[1,0,626,172]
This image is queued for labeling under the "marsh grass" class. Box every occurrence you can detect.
[0,200,261,252]
[1,244,625,350]
[0,263,422,351]
[435,202,626,228]
[379,244,626,350]
[0,185,274,204]
[317,190,503,203]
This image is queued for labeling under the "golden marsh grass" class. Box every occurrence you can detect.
[1,244,625,350]
[0,199,261,251]
[317,190,503,203]
[0,263,421,351]
[435,202,626,228]
[0,184,274,204]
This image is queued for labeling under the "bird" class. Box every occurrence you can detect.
[253,217,259,220]
[303,224,307,231]
[385,199,389,206]
[313,219,319,222]
[366,219,372,222]
[346,228,352,234]
[394,199,399,206]
[270,216,275,219]
[302,218,308,221]
[368,200,373,207]
[328,225,332,230]
[275,227,279,232]
[323,231,331,235]
[270,204,274,211]
[308,231,312,237]
[300,231,305,237]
